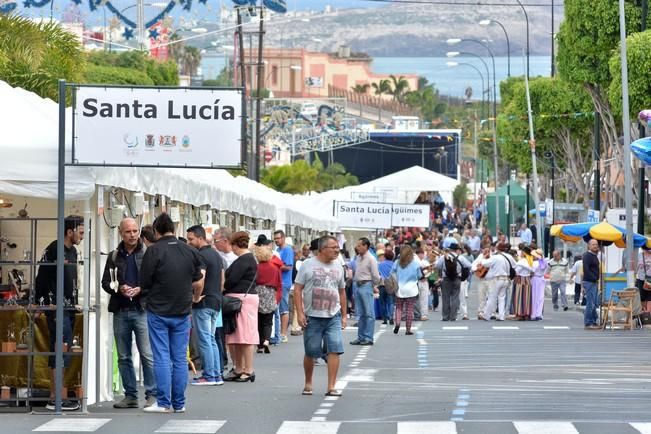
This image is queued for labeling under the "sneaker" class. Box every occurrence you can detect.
[191,377,218,386]
[144,396,157,408]
[143,403,172,413]
[280,335,288,343]
[214,376,225,386]
[290,329,303,336]
[46,400,80,411]
[563,306,569,311]
[389,319,394,325]
[174,407,186,413]
[113,396,139,409]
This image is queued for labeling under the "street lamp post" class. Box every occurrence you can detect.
[446,61,486,119]
[448,37,500,233]
[479,19,511,77]
[514,0,530,78]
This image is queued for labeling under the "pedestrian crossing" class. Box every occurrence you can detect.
[437,325,573,330]
[29,419,651,434]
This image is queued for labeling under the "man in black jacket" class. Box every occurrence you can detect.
[101,218,156,409]
[582,239,601,329]
[140,213,204,413]
[35,215,84,411]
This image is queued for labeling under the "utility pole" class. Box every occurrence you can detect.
[254,7,265,182]
[524,57,542,246]
[638,0,648,234]
[551,0,555,77]
[594,113,601,213]
[549,153,555,254]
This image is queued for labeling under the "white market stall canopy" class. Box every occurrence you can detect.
[308,165,459,210]
[0,81,337,231]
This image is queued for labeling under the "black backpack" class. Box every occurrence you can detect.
[444,254,470,281]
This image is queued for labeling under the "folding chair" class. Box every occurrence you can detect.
[602,288,638,331]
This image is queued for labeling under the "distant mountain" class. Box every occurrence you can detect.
[265,1,562,57]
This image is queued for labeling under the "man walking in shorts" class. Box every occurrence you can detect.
[294,235,347,397]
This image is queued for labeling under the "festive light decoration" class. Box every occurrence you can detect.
[0,0,17,12]
[122,26,134,40]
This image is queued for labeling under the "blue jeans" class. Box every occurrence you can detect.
[354,282,375,342]
[304,312,344,358]
[272,308,281,344]
[113,309,156,399]
[191,308,221,380]
[378,285,394,321]
[583,280,599,326]
[279,285,291,315]
[147,312,190,410]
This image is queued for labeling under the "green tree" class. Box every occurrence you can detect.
[608,30,651,119]
[203,65,233,87]
[179,46,201,76]
[351,83,370,94]
[453,183,469,208]
[556,0,650,202]
[389,74,410,102]
[405,82,447,126]
[85,51,178,85]
[260,157,358,194]
[83,64,155,85]
[498,77,594,203]
[0,14,84,101]
[371,79,391,97]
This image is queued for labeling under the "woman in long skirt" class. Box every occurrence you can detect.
[530,248,547,321]
[512,247,534,320]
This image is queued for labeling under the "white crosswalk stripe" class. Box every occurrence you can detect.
[397,421,457,434]
[30,418,651,433]
[33,418,111,432]
[276,421,340,434]
[513,421,579,434]
[154,420,226,433]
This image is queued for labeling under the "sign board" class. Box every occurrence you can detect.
[336,201,393,229]
[390,204,430,227]
[335,201,429,229]
[305,77,323,88]
[545,199,554,224]
[351,191,386,202]
[587,209,600,223]
[73,86,244,168]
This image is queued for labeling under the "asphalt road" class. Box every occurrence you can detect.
[4,290,651,434]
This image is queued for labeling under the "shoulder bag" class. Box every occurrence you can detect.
[642,259,651,291]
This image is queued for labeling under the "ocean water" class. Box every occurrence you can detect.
[200,55,552,101]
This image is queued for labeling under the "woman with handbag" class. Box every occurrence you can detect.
[253,245,282,354]
[223,232,259,382]
[635,249,651,312]
[391,245,422,335]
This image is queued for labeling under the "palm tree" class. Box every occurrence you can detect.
[389,74,410,102]
[0,15,84,101]
[371,79,392,121]
[167,32,184,64]
[351,83,370,116]
[180,46,201,77]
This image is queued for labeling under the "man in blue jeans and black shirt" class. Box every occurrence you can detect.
[140,213,204,413]
[274,230,294,343]
[101,217,157,409]
[582,239,601,330]
[186,225,224,386]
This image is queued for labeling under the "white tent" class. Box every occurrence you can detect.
[309,165,459,208]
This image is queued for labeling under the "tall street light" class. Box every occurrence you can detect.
[479,19,511,77]
[514,0,530,78]
[446,61,486,116]
[448,37,501,234]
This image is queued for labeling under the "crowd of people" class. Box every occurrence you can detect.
[36,207,604,412]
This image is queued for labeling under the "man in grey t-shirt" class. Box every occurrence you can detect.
[294,235,347,397]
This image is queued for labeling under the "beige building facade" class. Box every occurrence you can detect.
[238,47,419,98]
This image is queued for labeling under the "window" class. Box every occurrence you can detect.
[272,65,278,86]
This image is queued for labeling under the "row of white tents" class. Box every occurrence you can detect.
[0,80,459,407]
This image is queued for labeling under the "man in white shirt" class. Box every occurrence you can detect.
[465,229,481,257]
[470,243,492,317]
[569,256,583,306]
[213,227,238,269]
[478,242,514,321]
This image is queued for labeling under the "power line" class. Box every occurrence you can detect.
[362,0,564,7]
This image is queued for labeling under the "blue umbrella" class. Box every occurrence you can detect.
[631,137,651,166]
